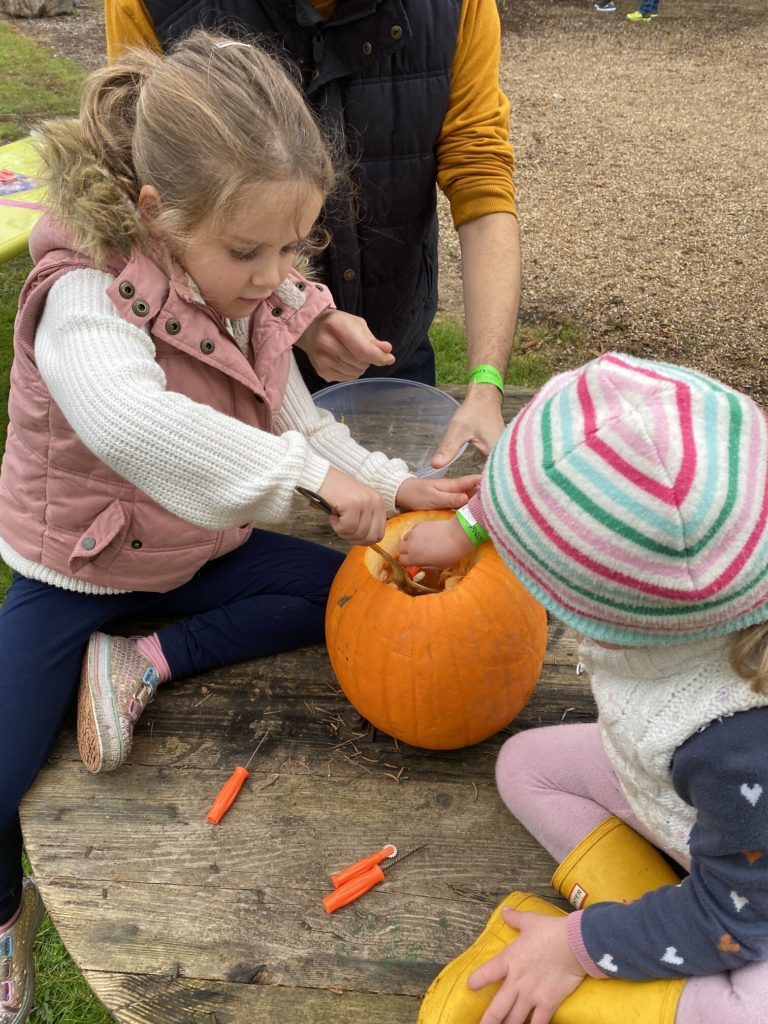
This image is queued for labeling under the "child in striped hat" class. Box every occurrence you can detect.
[405,353,768,1024]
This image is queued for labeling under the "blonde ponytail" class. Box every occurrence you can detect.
[730,622,768,694]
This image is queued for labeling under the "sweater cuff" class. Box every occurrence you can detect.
[566,911,608,979]
[468,490,487,528]
[297,452,331,497]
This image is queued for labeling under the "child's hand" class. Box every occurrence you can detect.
[318,467,387,544]
[470,910,587,1024]
[395,474,481,513]
[398,517,474,570]
[297,310,395,382]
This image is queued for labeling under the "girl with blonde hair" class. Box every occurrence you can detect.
[0,32,477,1022]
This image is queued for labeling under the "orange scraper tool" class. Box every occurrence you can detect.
[322,843,427,913]
[206,727,272,825]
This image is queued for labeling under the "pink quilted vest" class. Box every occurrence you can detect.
[0,217,334,592]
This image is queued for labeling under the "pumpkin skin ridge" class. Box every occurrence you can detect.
[325,510,547,750]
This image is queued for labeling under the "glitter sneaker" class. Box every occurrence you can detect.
[0,878,44,1024]
[77,632,159,773]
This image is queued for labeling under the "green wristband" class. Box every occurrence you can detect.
[467,364,504,394]
[456,505,489,546]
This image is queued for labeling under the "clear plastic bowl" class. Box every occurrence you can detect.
[313,378,468,478]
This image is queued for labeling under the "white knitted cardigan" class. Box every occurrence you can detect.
[580,635,768,858]
[0,268,411,594]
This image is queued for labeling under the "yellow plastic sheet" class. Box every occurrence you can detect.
[0,137,44,263]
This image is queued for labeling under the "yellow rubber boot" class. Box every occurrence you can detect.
[552,817,683,910]
[417,892,684,1024]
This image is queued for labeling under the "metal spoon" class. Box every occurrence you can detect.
[368,543,439,595]
[295,487,438,595]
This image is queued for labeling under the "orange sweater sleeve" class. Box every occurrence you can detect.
[104,0,162,62]
[436,0,517,228]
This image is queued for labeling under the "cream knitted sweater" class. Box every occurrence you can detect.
[0,268,412,593]
[581,635,768,857]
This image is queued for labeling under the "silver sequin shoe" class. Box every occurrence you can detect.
[77,632,159,773]
[0,878,44,1024]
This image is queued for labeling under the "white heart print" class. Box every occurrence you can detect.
[731,891,749,912]
[740,783,763,807]
[662,947,685,966]
[597,954,619,973]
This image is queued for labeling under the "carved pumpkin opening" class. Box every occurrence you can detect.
[369,545,475,595]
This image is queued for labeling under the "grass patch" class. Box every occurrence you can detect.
[0,23,85,143]
[430,313,591,391]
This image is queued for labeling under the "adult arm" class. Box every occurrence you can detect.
[432,0,519,467]
[103,0,161,62]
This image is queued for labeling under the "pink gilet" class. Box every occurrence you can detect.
[0,217,333,592]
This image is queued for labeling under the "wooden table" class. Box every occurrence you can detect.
[20,388,595,1024]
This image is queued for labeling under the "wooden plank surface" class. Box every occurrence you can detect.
[20,387,597,1024]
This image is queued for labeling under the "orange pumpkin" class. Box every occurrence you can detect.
[325,510,548,749]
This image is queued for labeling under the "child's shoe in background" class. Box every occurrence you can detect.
[0,878,44,1024]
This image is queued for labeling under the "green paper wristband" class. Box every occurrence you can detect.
[467,364,504,394]
[456,508,489,547]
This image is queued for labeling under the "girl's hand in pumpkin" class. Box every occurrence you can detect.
[398,516,474,569]
[395,474,481,513]
[470,910,586,1024]
[318,467,387,544]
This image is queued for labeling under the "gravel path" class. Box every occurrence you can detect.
[6,0,768,398]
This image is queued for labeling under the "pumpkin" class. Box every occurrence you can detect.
[325,509,548,749]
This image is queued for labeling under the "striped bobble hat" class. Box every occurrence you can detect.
[482,352,768,646]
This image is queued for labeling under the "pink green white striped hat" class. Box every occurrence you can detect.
[481,353,768,645]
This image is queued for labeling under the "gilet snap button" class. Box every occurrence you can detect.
[118,281,135,299]
[165,318,181,335]
[271,307,283,317]
[131,539,143,549]
[361,41,373,55]
[132,299,149,316]
[81,536,96,551]
[390,25,403,40]
[200,339,216,354]
[343,268,356,282]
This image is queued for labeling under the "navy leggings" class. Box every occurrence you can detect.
[0,530,343,922]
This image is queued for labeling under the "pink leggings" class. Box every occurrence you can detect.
[496,723,768,1024]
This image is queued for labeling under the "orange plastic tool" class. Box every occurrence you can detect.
[330,843,397,888]
[322,844,427,913]
[206,727,271,825]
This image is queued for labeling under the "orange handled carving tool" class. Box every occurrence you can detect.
[322,844,427,913]
[330,843,398,888]
[206,727,272,825]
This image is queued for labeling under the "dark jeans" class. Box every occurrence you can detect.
[295,334,437,393]
[640,0,659,12]
[0,530,343,922]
